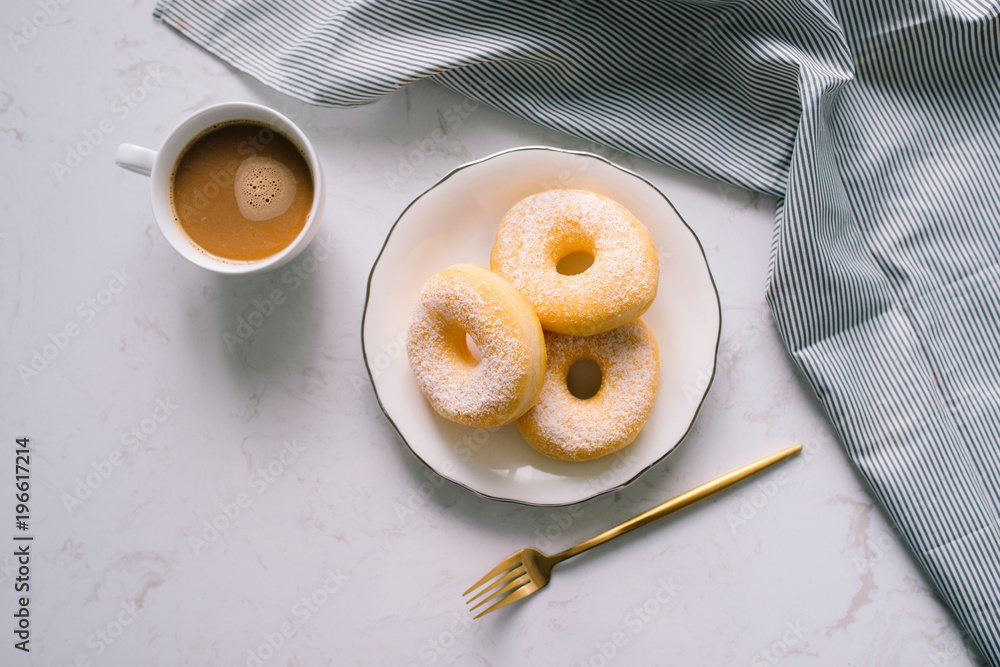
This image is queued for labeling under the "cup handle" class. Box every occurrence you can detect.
[115,144,157,177]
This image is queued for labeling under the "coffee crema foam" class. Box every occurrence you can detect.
[234,156,297,222]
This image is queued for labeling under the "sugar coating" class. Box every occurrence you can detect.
[517,319,659,461]
[406,264,544,427]
[234,156,297,221]
[491,189,659,336]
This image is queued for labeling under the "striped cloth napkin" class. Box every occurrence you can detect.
[152,0,1000,661]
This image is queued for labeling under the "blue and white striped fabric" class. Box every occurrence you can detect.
[152,0,1000,661]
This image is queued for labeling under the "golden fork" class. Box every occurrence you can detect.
[464,443,802,618]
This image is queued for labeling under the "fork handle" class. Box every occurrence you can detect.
[553,444,802,561]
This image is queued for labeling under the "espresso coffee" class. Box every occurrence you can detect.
[169,120,314,262]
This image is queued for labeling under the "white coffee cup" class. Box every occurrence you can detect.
[115,102,324,275]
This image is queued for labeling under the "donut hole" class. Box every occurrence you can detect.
[461,332,482,365]
[566,358,602,399]
[556,251,595,276]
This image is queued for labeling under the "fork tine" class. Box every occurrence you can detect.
[462,553,522,596]
[473,580,538,619]
[468,570,529,611]
[466,566,527,604]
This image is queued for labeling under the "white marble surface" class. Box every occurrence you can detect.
[0,2,984,665]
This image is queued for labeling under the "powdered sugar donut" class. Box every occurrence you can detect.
[491,190,658,336]
[406,264,546,427]
[517,319,659,461]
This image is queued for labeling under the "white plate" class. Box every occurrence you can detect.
[362,147,720,506]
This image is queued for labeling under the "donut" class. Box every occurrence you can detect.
[517,319,659,461]
[406,264,546,428]
[491,189,658,336]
